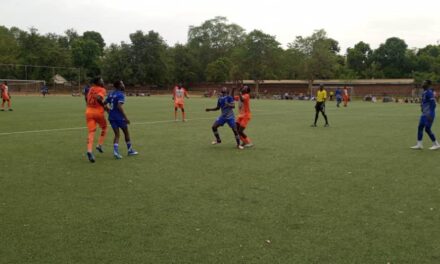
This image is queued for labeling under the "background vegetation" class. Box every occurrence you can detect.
[1,16,440,85]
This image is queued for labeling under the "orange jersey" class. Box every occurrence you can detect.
[235,93,251,118]
[86,86,107,115]
[1,84,9,98]
[173,87,188,104]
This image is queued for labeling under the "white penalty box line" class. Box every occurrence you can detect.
[0,111,288,136]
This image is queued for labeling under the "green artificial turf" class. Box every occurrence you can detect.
[0,95,439,263]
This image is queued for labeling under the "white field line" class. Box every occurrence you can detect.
[0,111,289,136]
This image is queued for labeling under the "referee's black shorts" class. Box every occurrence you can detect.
[315,102,325,111]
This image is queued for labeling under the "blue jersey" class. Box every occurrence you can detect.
[217,95,235,119]
[83,85,90,95]
[335,89,342,98]
[106,90,126,121]
[421,89,436,118]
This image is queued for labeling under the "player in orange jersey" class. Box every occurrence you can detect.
[1,81,12,111]
[343,86,350,107]
[173,84,189,121]
[85,77,108,163]
[234,85,253,147]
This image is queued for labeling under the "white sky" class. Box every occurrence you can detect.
[1,0,440,52]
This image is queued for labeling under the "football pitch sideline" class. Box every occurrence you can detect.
[0,96,439,263]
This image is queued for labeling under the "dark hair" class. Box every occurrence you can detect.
[113,80,123,88]
[91,76,103,86]
[243,85,251,93]
[424,80,432,86]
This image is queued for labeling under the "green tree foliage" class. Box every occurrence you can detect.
[101,43,133,83]
[206,57,232,83]
[83,31,106,54]
[346,41,372,78]
[233,30,283,94]
[0,26,19,63]
[71,38,101,77]
[14,28,72,80]
[3,19,440,86]
[372,37,411,78]
[169,44,199,84]
[188,16,245,81]
[413,45,440,83]
[129,30,169,85]
[238,30,283,80]
[289,29,340,80]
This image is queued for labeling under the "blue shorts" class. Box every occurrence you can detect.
[216,116,236,128]
[109,119,128,129]
[419,114,435,128]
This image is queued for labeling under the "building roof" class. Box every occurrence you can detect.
[236,79,414,85]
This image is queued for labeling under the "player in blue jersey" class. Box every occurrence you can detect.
[83,84,90,103]
[105,80,139,159]
[411,80,440,150]
[206,87,244,150]
[335,87,342,107]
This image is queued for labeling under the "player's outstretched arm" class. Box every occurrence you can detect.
[206,101,220,112]
[206,106,220,112]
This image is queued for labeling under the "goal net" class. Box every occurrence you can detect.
[0,79,46,94]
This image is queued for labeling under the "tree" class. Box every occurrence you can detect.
[13,27,73,81]
[372,37,411,78]
[346,41,372,78]
[129,30,170,85]
[170,44,200,84]
[413,45,440,83]
[71,38,101,78]
[234,30,283,95]
[101,43,134,84]
[83,31,106,54]
[289,29,340,93]
[0,26,20,78]
[206,57,232,83]
[188,16,245,81]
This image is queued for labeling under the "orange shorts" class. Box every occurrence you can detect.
[2,94,9,100]
[86,112,107,132]
[174,102,184,109]
[237,115,251,128]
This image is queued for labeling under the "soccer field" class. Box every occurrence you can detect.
[1,96,439,263]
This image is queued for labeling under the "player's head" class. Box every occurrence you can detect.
[3,81,7,85]
[319,84,324,91]
[422,80,432,90]
[221,87,228,95]
[92,76,104,87]
[114,80,125,91]
[241,85,250,94]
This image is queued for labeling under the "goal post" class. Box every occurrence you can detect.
[0,63,81,94]
[0,79,46,94]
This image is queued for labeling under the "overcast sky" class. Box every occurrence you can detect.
[1,0,440,52]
